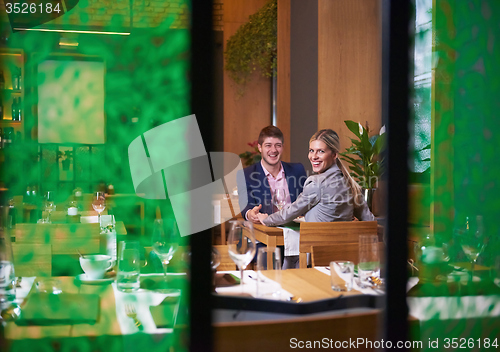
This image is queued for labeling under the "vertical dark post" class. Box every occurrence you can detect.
[190,1,214,352]
[382,0,412,348]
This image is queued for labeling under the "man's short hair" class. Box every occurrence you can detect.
[258,126,284,145]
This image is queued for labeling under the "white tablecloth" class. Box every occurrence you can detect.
[215,270,293,300]
[13,275,181,335]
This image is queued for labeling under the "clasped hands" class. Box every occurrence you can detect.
[246,204,269,226]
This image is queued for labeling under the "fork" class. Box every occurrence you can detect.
[124,304,143,330]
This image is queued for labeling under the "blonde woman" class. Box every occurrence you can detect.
[257,129,374,225]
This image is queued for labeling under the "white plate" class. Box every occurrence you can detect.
[76,274,114,284]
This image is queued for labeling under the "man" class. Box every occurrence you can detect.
[237,126,307,267]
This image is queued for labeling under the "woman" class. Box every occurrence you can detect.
[257,129,374,225]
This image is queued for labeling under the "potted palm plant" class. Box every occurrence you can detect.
[339,120,386,211]
[58,150,73,171]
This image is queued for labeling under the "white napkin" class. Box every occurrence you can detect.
[14,277,36,303]
[408,296,500,321]
[215,271,293,301]
[279,227,300,256]
[80,215,99,224]
[112,282,179,335]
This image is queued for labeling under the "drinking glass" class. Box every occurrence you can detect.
[151,218,179,292]
[454,215,487,281]
[43,191,56,223]
[211,247,221,271]
[227,220,256,290]
[211,247,221,291]
[100,215,117,261]
[117,241,141,292]
[492,256,500,288]
[358,235,380,288]
[0,231,16,307]
[256,247,282,298]
[272,188,287,212]
[330,261,354,292]
[92,192,106,223]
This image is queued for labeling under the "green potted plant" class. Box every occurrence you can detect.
[239,141,262,167]
[58,150,73,171]
[224,0,277,95]
[339,120,386,211]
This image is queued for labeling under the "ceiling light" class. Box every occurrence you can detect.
[14,28,130,35]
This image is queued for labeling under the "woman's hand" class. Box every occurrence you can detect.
[257,213,269,226]
[246,204,262,224]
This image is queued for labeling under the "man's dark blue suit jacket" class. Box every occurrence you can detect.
[238,161,307,219]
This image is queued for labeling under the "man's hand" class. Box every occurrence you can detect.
[246,204,262,224]
[257,213,269,226]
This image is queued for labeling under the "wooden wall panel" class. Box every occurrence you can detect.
[317,0,382,151]
[223,0,272,156]
[277,0,291,161]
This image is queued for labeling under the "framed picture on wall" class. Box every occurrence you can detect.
[37,58,105,144]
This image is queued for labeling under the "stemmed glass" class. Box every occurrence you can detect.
[151,218,179,292]
[272,188,287,212]
[43,191,56,223]
[92,192,106,223]
[454,215,488,281]
[227,220,256,291]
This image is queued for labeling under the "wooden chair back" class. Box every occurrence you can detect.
[14,223,101,255]
[12,243,52,277]
[311,242,385,267]
[214,310,382,352]
[213,245,237,271]
[299,221,378,268]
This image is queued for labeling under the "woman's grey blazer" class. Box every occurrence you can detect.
[262,163,375,226]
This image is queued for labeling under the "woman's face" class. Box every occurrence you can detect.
[308,140,337,173]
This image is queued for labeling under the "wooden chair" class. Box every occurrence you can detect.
[12,243,52,277]
[299,221,378,268]
[311,242,385,267]
[213,194,242,245]
[214,310,382,352]
[213,245,237,271]
[14,223,101,255]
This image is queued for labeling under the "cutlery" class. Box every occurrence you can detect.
[124,304,143,330]
[247,274,257,281]
[287,296,303,303]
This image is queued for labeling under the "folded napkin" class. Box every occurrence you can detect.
[16,293,99,325]
[215,273,240,287]
[279,227,300,256]
[16,293,100,326]
[150,296,180,328]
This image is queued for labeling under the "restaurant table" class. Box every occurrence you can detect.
[2,274,187,352]
[214,268,384,323]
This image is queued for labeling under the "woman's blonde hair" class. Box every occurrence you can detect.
[309,129,362,200]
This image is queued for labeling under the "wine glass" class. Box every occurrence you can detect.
[454,215,487,281]
[151,218,179,292]
[92,192,106,223]
[211,247,221,291]
[211,247,221,271]
[43,191,56,223]
[227,220,256,291]
[272,188,287,212]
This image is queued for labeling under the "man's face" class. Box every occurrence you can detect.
[258,137,283,168]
